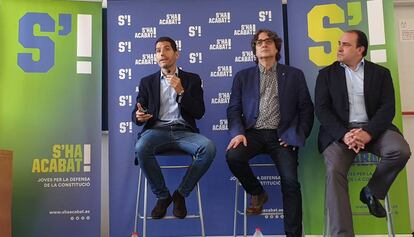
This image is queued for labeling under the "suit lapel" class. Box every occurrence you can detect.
[335,62,349,105]
[152,71,161,118]
[277,65,287,104]
[178,69,187,89]
[363,60,373,101]
[253,66,260,101]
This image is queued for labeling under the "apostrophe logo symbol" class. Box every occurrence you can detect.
[18,12,93,74]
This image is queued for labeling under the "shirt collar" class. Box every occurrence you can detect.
[160,67,179,79]
[340,58,365,71]
[258,62,277,74]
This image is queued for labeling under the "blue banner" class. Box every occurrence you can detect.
[107,0,283,236]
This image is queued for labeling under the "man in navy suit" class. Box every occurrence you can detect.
[315,30,411,236]
[132,37,216,219]
[226,29,314,237]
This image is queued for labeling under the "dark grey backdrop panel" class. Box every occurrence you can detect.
[108,1,283,236]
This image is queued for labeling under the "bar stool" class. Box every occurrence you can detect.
[323,152,395,237]
[233,161,284,237]
[132,150,205,237]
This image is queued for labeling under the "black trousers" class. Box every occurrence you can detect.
[226,129,302,237]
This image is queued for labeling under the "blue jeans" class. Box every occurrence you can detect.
[135,125,216,199]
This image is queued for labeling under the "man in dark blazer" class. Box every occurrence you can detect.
[132,37,216,219]
[315,30,411,236]
[226,29,314,237]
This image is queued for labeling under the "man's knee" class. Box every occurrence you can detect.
[400,143,411,160]
[226,148,240,164]
[203,139,216,159]
[134,139,149,154]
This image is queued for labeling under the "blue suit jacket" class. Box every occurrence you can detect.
[227,64,314,147]
[132,69,205,133]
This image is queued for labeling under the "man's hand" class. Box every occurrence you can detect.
[342,128,371,153]
[166,75,184,94]
[278,138,288,147]
[352,129,372,147]
[226,135,247,151]
[135,103,153,122]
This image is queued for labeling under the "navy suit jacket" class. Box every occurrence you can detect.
[132,69,205,133]
[227,64,314,147]
[315,60,399,153]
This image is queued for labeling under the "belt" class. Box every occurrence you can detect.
[348,122,368,129]
[159,123,192,131]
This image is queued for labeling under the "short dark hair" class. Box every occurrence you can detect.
[346,29,368,57]
[155,36,177,52]
[251,29,283,63]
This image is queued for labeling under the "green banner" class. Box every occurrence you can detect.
[288,0,410,234]
[0,0,102,236]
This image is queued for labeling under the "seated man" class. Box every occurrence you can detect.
[132,36,216,219]
[315,29,411,236]
[226,29,314,237]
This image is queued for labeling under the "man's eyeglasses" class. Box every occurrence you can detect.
[255,38,273,46]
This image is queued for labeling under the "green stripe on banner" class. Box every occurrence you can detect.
[0,0,102,236]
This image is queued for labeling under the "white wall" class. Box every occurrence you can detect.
[394,0,414,232]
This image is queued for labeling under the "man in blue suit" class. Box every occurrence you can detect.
[226,29,314,237]
[132,37,216,219]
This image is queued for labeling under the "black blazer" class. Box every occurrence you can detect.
[132,69,205,133]
[227,64,314,147]
[315,60,399,153]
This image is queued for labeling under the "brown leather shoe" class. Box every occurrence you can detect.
[172,190,187,219]
[151,195,172,219]
[246,191,268,215]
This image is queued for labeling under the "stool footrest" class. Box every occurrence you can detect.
[236,210,284,216]
[159,165,190,169]
[138,214,201,220]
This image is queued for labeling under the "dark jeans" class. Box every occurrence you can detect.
[226,129,302,237]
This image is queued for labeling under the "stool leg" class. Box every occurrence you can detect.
[243,189,247,237]
[384,194,395,237]
[143,178,148,237]
[196,183,206,237]
[323,182,329,237]
[233,179,239,237]
[133,169,142,234]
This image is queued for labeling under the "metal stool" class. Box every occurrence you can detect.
[233,162,283,237]
[132,150,205,237]
[323,153,395,237]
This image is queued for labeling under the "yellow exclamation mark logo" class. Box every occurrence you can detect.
[84,144,91,172]
[77,14,92,74]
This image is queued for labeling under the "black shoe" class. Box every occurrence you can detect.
[172,190,187,219]
[246,191,268,215]
[360,186,386,218]
[151,195,172,219]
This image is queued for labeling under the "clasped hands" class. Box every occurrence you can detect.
[342,128,372,153]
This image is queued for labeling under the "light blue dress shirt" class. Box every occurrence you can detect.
[154,68,187,127]
[341,59,369,123]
